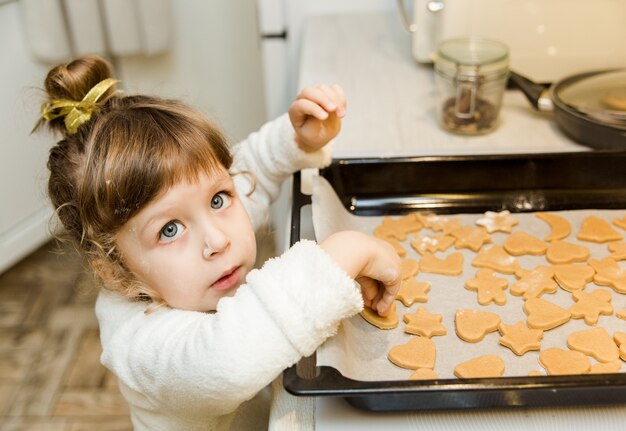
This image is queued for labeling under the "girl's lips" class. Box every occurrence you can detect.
[211,266,241,291]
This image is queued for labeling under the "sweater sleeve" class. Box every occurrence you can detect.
[96,240,362,423]
[231,113,332,230]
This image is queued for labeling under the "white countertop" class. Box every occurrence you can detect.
[298,12,587,159]
[273,11,626,431]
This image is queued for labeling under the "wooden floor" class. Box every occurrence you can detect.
[0,241,132,430]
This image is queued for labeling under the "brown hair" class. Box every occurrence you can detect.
[39,55,233,301]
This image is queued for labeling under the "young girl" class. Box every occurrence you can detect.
[36,55,401,430]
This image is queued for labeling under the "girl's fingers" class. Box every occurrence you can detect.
[289,99,328,125]
[296,85,346,116]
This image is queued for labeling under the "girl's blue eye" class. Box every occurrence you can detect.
[159,221,184,242]
[211,192,231,210]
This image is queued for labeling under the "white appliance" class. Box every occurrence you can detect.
[399,0,626,82]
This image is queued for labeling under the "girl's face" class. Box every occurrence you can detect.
[115,166,257,312]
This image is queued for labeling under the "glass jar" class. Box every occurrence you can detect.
[434,38,510,135]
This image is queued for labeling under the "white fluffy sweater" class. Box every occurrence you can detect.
[95,114,364,430]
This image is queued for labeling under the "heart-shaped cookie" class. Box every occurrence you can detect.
[546,240,590,264]
[455,309,501,342]
[523,297,571,330]
[552,263,595,292]
[588,257,626,293]
[567,327,619,363]
[539,348,590,375]
[388,336,436,369]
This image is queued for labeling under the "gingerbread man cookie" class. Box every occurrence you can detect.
[472,245,521,275]
[545,240,590,264]
[536,212,571,241]
[419,252,464,276]
[475,210,519,234]
[454,309,501,343]
[503,231,547,256]
[465,268,508,306]
[570,289,613,325]
[498,321,543,356]
[403,306,447,338]
[577,215,623,243]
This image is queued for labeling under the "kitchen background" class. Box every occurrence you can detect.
[0,0,398,275]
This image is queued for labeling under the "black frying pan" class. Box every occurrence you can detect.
[509,69,626,150]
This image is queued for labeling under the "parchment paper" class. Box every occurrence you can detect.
[312,175,626,381]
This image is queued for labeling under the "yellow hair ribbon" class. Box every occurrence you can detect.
[36,78,119,134]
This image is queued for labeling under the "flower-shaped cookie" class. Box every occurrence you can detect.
[450,226,492,252]
[374,214,422,241]
[396,279,430,306]
[465,268,508,305]
[410,234,455,255]
[577,215,623,243]
[475,210,519,233]
[510,266,557,299]
[403,306,447,338]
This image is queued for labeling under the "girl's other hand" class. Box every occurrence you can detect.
[288,84,347,152]
[319,231,402,316]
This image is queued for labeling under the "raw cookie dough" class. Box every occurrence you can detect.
[498,321,543,355]
[403,306,447,338]
[465,268,508,306]
[388,336,436,369]
[577,215,623,243]
[536,212,571,241]
[524,297,571,330]
[455,309,501,343]
[569,289,613,325]
[419,252,464,276]
[476,210,518,233]
[545,240,590,264]
[360,302,399,329]
[503,231,547,256]
[567,327,620,363]
[454,355,505,378]
[539,348,591,375]
[396,279,430,306]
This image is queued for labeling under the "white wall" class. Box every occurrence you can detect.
[0,0,266,274]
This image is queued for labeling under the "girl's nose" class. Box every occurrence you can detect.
[202,229,229,259]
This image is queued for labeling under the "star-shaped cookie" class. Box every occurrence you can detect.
[403,306,447,337]
[475,210,518,233]
[396,279,430,306]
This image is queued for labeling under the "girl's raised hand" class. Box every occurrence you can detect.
[288,84,347,152]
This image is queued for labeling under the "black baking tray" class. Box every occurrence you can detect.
[283,150,626,412]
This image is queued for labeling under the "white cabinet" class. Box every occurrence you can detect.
[0,2,55,273]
